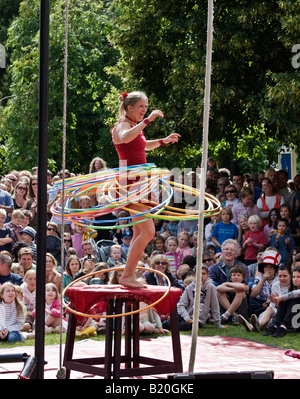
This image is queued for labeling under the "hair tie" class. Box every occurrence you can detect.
[121,92,128,99]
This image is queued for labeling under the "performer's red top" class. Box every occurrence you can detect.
[112,122,147,167]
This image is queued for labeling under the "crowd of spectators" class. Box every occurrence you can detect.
[1,156,300,342]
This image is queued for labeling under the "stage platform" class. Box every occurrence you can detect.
[0,335,298,379]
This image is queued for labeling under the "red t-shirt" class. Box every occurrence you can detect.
[243,230,267,260]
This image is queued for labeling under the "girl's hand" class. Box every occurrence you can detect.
[158,327,169,335]
[272,295,282,307]
[0,329,8,339]
[148,110,164,122]
[163,133,181,144]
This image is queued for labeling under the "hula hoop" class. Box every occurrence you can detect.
[62,266,171,319]
[50,163,222,229]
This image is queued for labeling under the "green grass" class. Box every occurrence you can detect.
[0,324,299,352]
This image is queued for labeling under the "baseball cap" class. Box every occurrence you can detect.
[122,230,133,238]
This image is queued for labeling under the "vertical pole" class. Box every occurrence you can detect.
[33,0,50,379]
[188,0,214,373]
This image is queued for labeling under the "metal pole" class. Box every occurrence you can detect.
[33,0,50,379]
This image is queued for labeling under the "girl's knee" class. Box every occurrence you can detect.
[143,322,155,334]
[139,323,145,333]
[7,331,24,343]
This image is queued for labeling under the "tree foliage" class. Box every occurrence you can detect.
[0,0,119,173]
[106,0,295,171]
[0,0,298,174]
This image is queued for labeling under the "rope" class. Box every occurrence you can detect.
[56,0,69,380]
[188,0,214,373]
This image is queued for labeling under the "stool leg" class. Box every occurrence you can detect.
[104,300,114,379]
[63,309,77,379]
[124,301,132,369]
[170,307,183,372]
[132,301,140,368]
[113,299,123,379]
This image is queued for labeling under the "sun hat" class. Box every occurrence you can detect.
[258,250,281,273]
[20,226,36,240]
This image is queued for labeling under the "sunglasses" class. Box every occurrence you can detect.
[47,228,56,231]
[31,183,38,186]
[64,239,72,243]
[225,190,236,194]
[203,258,213,263]
[155,261,167,265]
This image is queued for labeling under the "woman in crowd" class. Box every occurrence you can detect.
[146,254,183,290]
[257,178,284,227]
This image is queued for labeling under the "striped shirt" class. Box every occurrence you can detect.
[0,301,25,332]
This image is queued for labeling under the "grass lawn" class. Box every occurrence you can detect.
[0,324,299,352]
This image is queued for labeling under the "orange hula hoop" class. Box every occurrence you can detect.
[62,266,171,319]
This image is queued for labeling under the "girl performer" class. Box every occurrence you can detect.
[112,91,180,288]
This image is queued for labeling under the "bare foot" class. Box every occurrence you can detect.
[119,275,146,289]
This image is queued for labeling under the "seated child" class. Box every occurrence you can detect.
[160,219,179,237]
[11,263,25,278]
[85,262,110,285]
[176,231,193,261]
[164,236,181,276]
[5,209,24,245]
[32,283,67,334]
[107,244,126,268]
[19,226,37,261]
[20,269,36,332]
[135,300,169,335]
[153,234,166,254]
[163,266,222,331]
[216,265,250,324]
[242,215,267,265]
[176,263,193,288]
[0,282,25,342]
[271,218,296,264]
[239,264,291,332]
[71,224,84,259]
[0,209,13,253]
[231,186,260,226]
[263,266,300,337]
[121,229,133,254]
[112,210,131,244]
[73,255,97,280]
[211,206,239,253]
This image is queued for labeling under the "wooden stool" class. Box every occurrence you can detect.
[63,285,183,379]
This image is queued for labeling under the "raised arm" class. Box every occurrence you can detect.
[112,110,164,145]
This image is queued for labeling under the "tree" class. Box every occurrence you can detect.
[260,0,300,148]
[106,0,294,171]
[0,0,120,173]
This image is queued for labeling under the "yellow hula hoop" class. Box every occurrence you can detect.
[62,266,172,319]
